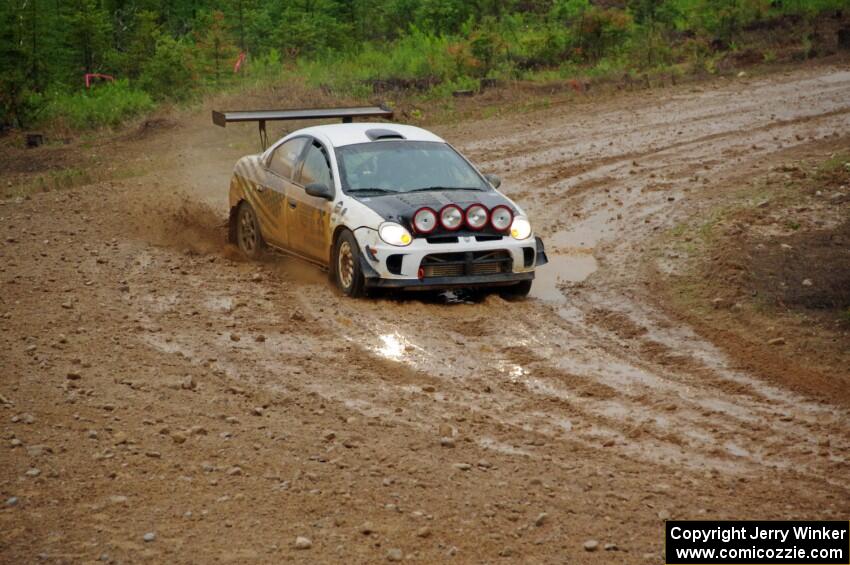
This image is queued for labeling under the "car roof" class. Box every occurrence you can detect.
[290,122,445,148]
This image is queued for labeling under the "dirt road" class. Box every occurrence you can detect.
[2,65,849,563]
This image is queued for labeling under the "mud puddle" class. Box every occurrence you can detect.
[531,230,599,302]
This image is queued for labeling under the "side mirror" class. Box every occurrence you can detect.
[484,174,501,189]
[305,182,334,200]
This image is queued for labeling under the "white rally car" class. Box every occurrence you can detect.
[213,106,547,297]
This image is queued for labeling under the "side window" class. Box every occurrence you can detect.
[268,138,307,179]
[299,143,333,189]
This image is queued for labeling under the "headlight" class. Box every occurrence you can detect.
[510,216,531,240]
[465,204,489,230]
[490,205,513,231]
[379,222,412,246]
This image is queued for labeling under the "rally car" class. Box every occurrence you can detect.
[213,106,547,297]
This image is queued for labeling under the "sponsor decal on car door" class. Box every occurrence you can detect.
[286,141,333,263]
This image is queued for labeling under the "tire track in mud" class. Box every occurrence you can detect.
[461,71,850,166]
[279,277,847,489]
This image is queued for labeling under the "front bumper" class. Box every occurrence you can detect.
[353,229,547,290]
[369,270,535,290]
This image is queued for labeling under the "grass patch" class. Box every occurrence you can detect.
[30,81,155,130]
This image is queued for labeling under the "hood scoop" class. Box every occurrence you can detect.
[366,128,405,141]
[396,192,450,207]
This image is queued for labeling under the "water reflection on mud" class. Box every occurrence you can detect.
[376,333,406,360]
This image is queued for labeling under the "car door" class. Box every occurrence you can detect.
[261,137,309,248]
[286,140,335,264]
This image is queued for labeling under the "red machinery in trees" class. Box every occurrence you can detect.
[84,73,115,88]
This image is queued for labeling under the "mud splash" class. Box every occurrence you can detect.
[124,190,227,254]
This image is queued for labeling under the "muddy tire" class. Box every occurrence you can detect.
[499,279,532,300]
[235,201,265,259]
[333,230,366,298]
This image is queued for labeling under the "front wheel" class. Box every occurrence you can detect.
[333,231,366,297]
[499,279,532,300]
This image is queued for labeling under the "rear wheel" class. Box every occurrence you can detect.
[499,279,532,300]
[333,230,366,297]
[236,201,264,259]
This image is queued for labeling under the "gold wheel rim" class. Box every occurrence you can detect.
[338,241,354,289]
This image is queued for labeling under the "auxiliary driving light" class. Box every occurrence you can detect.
[465,204,489,230]
[440,205,463,231]
[413,207,438,234]
[490,205,513,231]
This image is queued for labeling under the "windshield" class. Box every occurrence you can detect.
[335,141,489,194]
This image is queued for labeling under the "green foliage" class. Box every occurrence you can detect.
[296,29,452,94]
[414,0,473,34]
[629,0,681,25]
[774,0,848,16]
[36,80,155,129]
[0,3,26,127]
[139,36,197,101]
[574,7,634,61]
[550,0,591,23]
[273,0,352,56]
[511,24,574,69]
[123,11,160,79]
[693,0,770,41]
[194,10,238,85]
[63,0,113,74]
[245,49,284,83]
[0,0,845,130]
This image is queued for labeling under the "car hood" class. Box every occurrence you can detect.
[350,189,519,225]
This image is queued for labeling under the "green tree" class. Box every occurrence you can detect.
[694,0,770,42]
[139,34,197,100]
[222,0,261,52]
[124,10,160,79]
[64,0,113,76]
[628,0,679,65]
[273,0,351,57]
[414,0,471,35]
[550,0,591,23]
[0,2,27,126]
[195,9,237,84]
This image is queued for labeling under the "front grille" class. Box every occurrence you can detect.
[424,263,464,277]
[420,250,512,279]
[472,262,503,275]
[426,236,459,244]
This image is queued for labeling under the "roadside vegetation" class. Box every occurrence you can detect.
[2,0,848,131]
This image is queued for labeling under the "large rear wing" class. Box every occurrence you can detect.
[212,105,394,149]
